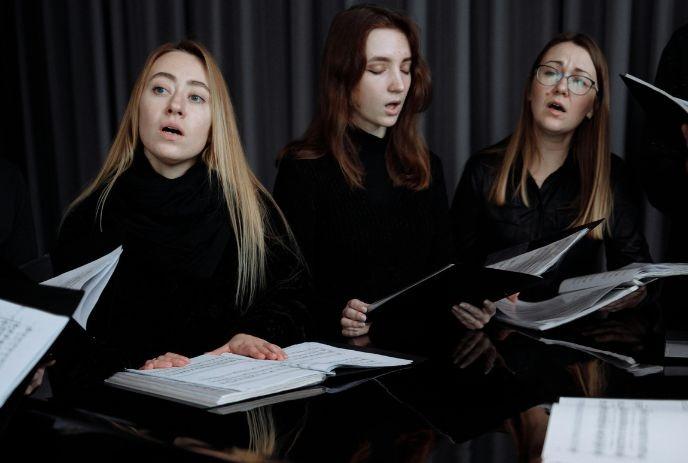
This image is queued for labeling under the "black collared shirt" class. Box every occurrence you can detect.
[451,141,652,280]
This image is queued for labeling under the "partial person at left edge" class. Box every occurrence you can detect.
[49,40,310,394]
[0,157,38,268]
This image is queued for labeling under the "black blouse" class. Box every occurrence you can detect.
[273,128,453,338]
[451,141,652,281]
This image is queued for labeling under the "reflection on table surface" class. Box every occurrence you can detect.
[5,296,688,462]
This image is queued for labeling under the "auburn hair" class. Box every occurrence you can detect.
[279,4,432,190]
[488,33,612,240]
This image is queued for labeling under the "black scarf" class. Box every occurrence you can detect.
[104,150,231,279]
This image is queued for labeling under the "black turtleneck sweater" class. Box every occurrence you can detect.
[52,152,308,381]
[273,128,452,338]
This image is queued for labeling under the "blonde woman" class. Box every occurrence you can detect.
[52,41,307,377]
[451,33,651,329]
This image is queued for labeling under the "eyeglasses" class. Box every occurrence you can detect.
[534,64,597,96]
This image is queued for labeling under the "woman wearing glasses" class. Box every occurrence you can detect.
[450,33,651,329]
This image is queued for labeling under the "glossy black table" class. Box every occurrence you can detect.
[5,296,688,463]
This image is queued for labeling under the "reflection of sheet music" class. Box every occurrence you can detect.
[487,228,588,276]
[0,299,69,407]
[543,398,688,462]
[42,246,122,329]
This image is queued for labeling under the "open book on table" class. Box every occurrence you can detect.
[42,246,122,329]
[621,73,688,130]
[495,262,688,330]
[105,342,413,408]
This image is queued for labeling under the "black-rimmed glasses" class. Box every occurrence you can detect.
[534,64,597,96]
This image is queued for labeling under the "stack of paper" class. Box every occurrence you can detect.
[543,397,688,462]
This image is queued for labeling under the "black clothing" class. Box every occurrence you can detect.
[0,158,37,266]
[52,152,308,378]
[639,23,688,262]
[451,141,652,282]
[273,128,453,338]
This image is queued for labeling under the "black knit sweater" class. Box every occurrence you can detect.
[52,153,308,381]
[273,128,452,338]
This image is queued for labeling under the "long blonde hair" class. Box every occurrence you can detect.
[489,33,613,240]
[66,40,283,307]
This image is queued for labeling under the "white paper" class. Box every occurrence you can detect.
[623,73,688,112]
[42,246,123,329]
[0,299,69,407]
[487,228,589,276]
[495,284,639,330]
[543,398,688,462]
[282,342,412,373]
[559,262,688,293]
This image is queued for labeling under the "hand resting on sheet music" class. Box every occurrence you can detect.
[341,298,370,337]
[451,293,519,330]
[140,333,287,369]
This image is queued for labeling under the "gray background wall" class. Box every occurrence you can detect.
[4,0,688,258]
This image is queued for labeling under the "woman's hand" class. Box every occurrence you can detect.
[141,352,190,370]
[599,285,647,313]
[341,299,370,337]
[208,333,287,360]
[24,359,56,395]
[452,331,504,374]
[452,300,497,329]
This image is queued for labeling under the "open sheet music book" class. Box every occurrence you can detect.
[621,73,688,129]
[542,397,688,462]
[486,220,601,276]
[42,246,122,329]
[106,342,412,408]
[0,298,70,407]
[496,262,688,330]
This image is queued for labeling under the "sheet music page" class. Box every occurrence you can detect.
[0,299,69,407]
[42,246,122,328]
[283,342,412,373]
[542,398,688,462]
[487,228,588,276]
[560,263,688,293]
[129,354,323,392]
[495,285,639,330]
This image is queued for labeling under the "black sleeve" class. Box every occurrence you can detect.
[231,198,311,347]
[51,193,113,274]
[450,155,488,265]
[605,157,653,269]
[427,153,454,270]
[639,26,688,217]
[0,161,37,266]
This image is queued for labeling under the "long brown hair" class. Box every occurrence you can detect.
[279,4,432,190]
[65,40,291,307]
[489,33,612,239]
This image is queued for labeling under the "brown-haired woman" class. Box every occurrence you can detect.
[450,33,652,330]
[52,40,307,381]
[274,4,452,338]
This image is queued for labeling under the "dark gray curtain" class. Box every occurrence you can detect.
[4,0,688,260]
